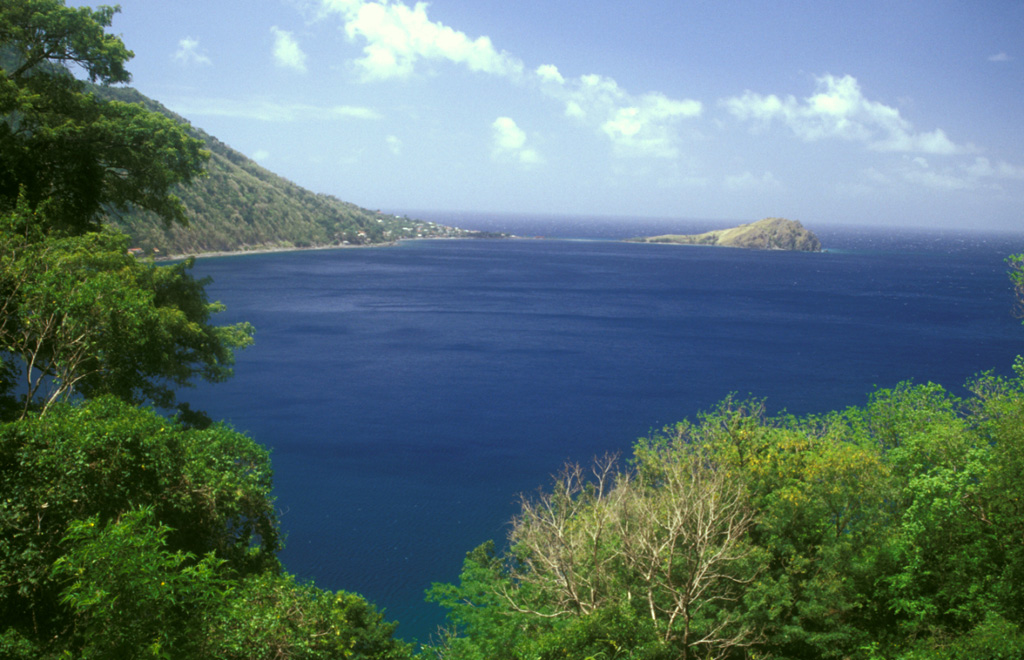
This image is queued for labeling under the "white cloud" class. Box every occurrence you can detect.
[173,37,212,66]
[491,116,542,165]
[863,167,891,185]
[564,101,585,119]
[252,149,271,162]
[386,134,402,154]
[966,157,1024,180]
[271,27,308,72]
[724,170,782,192]
[723,74,969,155]
[535,64,564,84]
[560,74,701,158]
[902,168,975,191]
[870,127,962,155]
[169,98,380,122]
[320,0,523,80]
[989,52,1012,62]
[899,156,1024,191]
[317,0,700,159]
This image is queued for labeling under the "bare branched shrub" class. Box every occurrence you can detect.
[506,446,761,659]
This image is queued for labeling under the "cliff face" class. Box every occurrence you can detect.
[630,217,822,252]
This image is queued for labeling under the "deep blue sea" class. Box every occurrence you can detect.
[187,216,1024,644]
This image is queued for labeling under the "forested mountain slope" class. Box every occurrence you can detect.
[95,86,473,256]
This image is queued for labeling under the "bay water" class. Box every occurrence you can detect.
[187,218,1024,643]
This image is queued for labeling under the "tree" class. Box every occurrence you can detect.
[1,213,253,417]
[213,572,413,660]
[1,0,207,233]
[0,397,279,646]
[51,508,226,659]
[1009,254,1024,319]
[846,374,1024,658]
[1,6,415,658]
[689,399,897,658]
[617,448,760,657]
[428,449,761,660]
[52,512,414,660]
[508,454,760,659]
[0,1,252,417]
[1,398,414,659]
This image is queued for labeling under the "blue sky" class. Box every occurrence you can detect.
[73,0,1024,229]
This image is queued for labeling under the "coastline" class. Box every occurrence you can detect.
[154,240,402,262]
[155,234,521,262]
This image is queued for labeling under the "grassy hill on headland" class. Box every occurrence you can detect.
[629,216,822,252]
[95,87,483,257]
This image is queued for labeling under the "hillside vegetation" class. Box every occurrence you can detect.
[95,87,479,257]
[630,217,822,251]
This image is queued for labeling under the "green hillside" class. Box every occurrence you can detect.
[629,216,822,251]
[94,87,477,257]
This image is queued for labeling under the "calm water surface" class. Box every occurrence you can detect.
[188,221,1024,643]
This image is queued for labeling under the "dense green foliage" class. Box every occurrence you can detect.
[0,398,276,644]
[0,0,253,417]
[0,1,207,233]
[0,398,412,659]
[1,3,413,657]
[1,209,254,416]
[426,367,1024,659]
[1009,254,1024,319]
